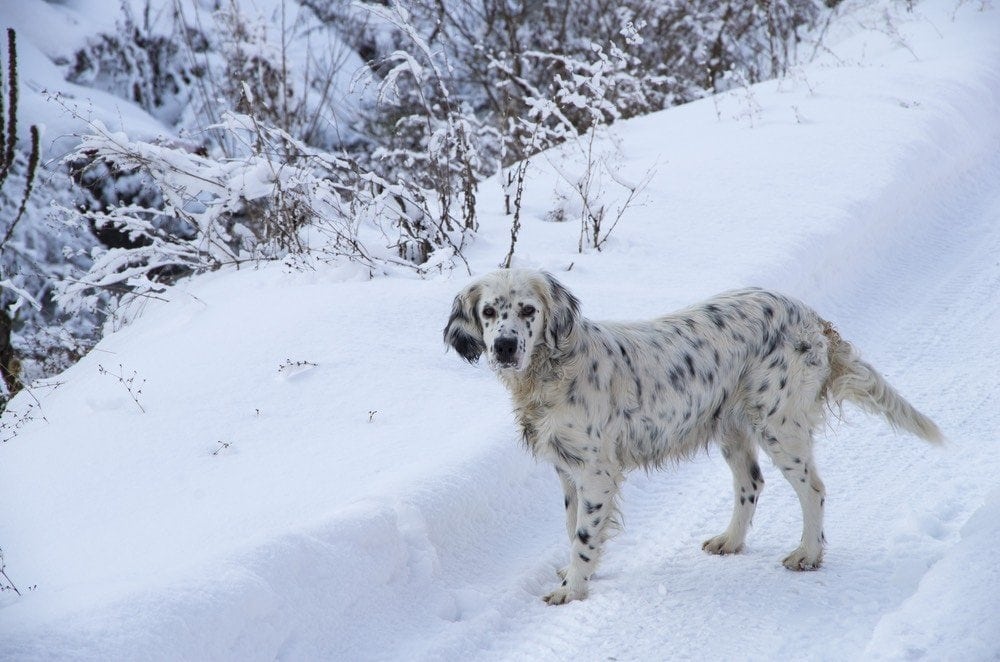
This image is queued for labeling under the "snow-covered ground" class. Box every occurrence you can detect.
[2,1,999,659]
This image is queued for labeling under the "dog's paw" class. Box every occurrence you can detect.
[543,581,588,605]
[702,534,744,555]
[781,546,823,571]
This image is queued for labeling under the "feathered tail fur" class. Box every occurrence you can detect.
[823,323,943,443]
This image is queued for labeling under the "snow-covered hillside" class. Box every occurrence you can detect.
[2,1,999,659]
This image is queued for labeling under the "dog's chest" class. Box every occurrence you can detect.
[513,393,607,469]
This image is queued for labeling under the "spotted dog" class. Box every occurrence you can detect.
[443,269,942,605]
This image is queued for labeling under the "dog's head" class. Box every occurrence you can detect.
[443,269,580,372]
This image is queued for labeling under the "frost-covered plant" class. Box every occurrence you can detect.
[58,102,473,319]
[493,22,654,255]
[354,1,488,263]
[0,546,25,596]
[68,1,363,156]
[545,129,654,254]
[1,28,57,406]
[491,19,665,164]
[97,363,146,413]
[351,0,837,169]
[169,0,365,155]
[67,2,197,127]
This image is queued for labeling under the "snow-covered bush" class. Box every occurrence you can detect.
[354,2,489,261]
[58,104,474,322]
[66,3,196,127]
[68,1,365,154]
[1,29,97,408]
[351,0,838,167]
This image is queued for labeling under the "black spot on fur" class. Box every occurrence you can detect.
[706,305,726,329]
[584,500,603,515]
[551,435,584,466]
[763,332,780,357]
[520,420,538,447]
[668,368,684,390]
[577,529,591,545]
[579,552,591,563]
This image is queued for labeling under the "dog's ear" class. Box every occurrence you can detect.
[541,271,580,349]
[443,282,486,363]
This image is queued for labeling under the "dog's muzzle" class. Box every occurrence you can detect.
[493,336,518,367]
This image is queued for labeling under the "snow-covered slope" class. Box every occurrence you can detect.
[2,1,999,659]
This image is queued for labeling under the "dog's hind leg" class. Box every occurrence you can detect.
[703,429,764,556]
[757,421,826,570]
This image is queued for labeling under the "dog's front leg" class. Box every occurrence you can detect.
[556,468,579,543]
[555,468,579,581]
[544,465,620,605]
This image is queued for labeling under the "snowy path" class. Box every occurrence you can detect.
[393,105,1000,662]
[388,23,1000,657]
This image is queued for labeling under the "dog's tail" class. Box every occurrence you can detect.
[823,322,943,444]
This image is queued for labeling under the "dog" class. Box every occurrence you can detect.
[443,269,941,605]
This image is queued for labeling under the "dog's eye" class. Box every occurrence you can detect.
[482,306,496,319]
[520,305,536,317]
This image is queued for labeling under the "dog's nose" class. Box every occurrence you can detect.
[494,337,518,364]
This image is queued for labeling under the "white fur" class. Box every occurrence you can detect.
[444,269,942,604]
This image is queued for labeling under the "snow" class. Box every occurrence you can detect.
[3,1,172,156]
[2,0,1000,659]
